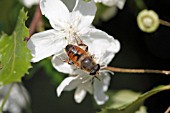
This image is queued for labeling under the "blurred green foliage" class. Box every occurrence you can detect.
[0,0,23,34]
[98,85,170,113]
[38,58,64,86]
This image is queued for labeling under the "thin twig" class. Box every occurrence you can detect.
[165,106,170,113]
[0,83,14,112]
[160,19,170,27]
[0,64,2,70]
[24,5,41,41]
[102,67,170,75]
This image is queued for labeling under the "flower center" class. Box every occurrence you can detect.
[142,16,153,28]
[64,23,79,43]
[137,9,160,33]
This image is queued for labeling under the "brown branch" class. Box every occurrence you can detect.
[24,5,42,41]
[102,67,170,75]
[164,106,170,113]
[160,19,170,27]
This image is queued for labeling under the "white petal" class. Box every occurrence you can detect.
[40,0,69,30]
[83,28,120,64]
[95,0,125,9]
[102,0,118,7]
[62,0,76,11]
[63,75,88,91]
[65,74,93,94]
[9,84,30,108]
[116,0,126,9]
[94,0,102,3]
[99,72,111,92]
[86,28,120,54]
[0,83,29,113]
[74,87,87,103]
[72,0,96,31]
[27,29,66,62]
[101,0,126,9]
[52,54,76,74]
[77,75,93,94]
[57,76,79,97]
[93,74,111,105]
[101,38,120,65]
[21,0,39,8]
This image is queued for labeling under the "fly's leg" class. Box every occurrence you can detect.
[75,36,88,51]
[94,76,101,81]
[67,59,74,65]
[90,54,95,59]
[74,35,88,52]
[78,43,88,52]
[58,57,74,65]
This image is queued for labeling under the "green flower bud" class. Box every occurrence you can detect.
[137,9,160,33]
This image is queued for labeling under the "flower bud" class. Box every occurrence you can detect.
[137,9,160,33]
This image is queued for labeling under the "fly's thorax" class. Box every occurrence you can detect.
[81,57,100,75]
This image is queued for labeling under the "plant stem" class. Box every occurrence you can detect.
[165,106,170,113]
[29,5,41,36]
[135,0,146,10]
[24,5,42,41]
[0,83,14,112]
[160,19,170,27]
[103,67,170,75]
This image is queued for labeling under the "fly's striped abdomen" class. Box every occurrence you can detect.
[65,44,86,63]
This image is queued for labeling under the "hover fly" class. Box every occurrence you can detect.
[64,44,100,76]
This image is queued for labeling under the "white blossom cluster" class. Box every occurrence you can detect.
[21,0,125,8]
[0,83,30,113]
[21,0,39,8]
[26,0,121,105]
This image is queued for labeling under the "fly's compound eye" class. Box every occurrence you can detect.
[90,64,100,75]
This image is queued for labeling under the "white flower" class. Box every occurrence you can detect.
[0,83,30,113]
[26,0,121,105]
[27,0,97,62]
[53,28,120,105]
[57,73,111,105]
[94,0,126,9]
[21,0,39,8]
[94,0,126,21]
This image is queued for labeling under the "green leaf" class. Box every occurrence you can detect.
[0,8,32,86]
[98,85,170,113]
[135,106,147,113]
[104,90,142,109]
